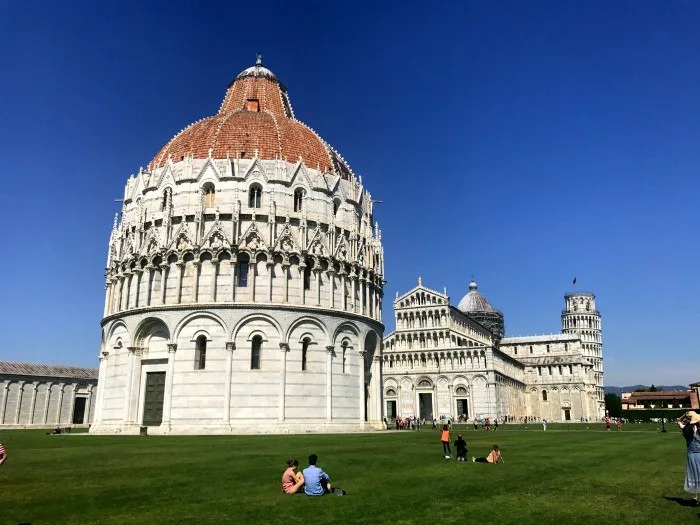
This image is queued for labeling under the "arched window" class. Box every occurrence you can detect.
[251,335,262,370]
[293,188,305,212]
[203,183,215,208]
[301,337,310,371]
[249,184,262,208]
[161,188,172,211]
[455,386,467,396]
[418,380,431,387]
[238,253,250,287]
[542,390,548,401]
[386,388,396,396]
[195,335,207,370]
[333,198,341,215]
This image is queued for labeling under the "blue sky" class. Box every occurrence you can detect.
[1,1,698,386]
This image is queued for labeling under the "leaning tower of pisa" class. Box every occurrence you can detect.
[561,292,604,418]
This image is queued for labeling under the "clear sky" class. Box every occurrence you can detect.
[1,1,698,386]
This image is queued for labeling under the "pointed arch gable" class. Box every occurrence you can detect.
[173,311,228,341]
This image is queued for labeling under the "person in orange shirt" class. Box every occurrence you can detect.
[441,425,451,457]
[472,444,504,464]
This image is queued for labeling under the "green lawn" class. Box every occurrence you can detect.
[0,425,695,524]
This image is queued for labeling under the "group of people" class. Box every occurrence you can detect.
[472,418,500,431]
[439,425,504,464]
[281,455,345,496]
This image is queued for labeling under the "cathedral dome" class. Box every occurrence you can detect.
[457,280,495,313]
[149,56,354,180]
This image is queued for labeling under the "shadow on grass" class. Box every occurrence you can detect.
[664,496,699,507]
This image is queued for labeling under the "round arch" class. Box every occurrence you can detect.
[285,316,330,344]
[231,313,283,342]
[173,311,228,342]
[133,317,171,347]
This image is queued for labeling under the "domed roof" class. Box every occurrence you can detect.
[457,279,495,313]
[149,56,354,180]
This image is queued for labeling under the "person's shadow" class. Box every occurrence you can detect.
[664,496,698,507]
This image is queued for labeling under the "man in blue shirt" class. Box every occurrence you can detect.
[302,454,331,496]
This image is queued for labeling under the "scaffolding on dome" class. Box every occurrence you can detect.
[465,310,505,340]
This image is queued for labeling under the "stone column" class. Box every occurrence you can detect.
[146,265,155,306]
[133,268,143,308]
[28,381,38,425]
[116,275,125,312]
[282,263,290,302]
[211,260,219,302]
[350,270,357,312]
[358,351,366,422]
[84,385,93,424]
[327,269,335,308]
[14,381,25,425]
[315,269,321,306]
[230,258,237,302]
[124,271,133,309]
[123,347,138,423]
[159,263,169,304]
[448,384,454,420]
[298,263,306,304]
[360,277,366,314]
[55,383,65,424]
[373,355,382,423]
[340,272,347,310]
[42,382,53,425]
[68,383,78,425]
[175,263,184,304]
[192,261,200,302]
[103,280,112,317]
[250,260,257,301]
[326,346,334,421]
[223,342,235,424]
[278,343,289,421]
[267,259,274,302]
[0,381,9,424]
[162,343,177,428]
[414,385,420,420]
[93,351,109,424]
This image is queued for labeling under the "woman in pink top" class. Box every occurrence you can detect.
[472,444,504,463]
[281,459,305,494]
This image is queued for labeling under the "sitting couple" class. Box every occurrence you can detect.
[282,454,345,496]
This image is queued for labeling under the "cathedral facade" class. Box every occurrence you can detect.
[382,280,603,422]
[91,58,385,435]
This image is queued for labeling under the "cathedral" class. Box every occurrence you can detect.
[382,279,604,422]
[90,57,385,434]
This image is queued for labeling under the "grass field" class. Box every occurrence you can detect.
[0,424,696,524]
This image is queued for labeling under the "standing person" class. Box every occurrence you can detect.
[0,442,6,466]
[432,418,438,430]
[605,417,611,431]
[473,418,478,431]
[281,459,305,494]
[472,444,504,464]
[679,411,700,505]
[302,454,332,496]
[494,419,499,431]
[542,419,547,431]
[441,424,452,458]
[454,434,468,461]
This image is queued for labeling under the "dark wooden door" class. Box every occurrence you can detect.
[143,372,166,426]
[72,397,87,424]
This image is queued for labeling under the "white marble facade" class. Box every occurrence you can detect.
[0,363,97,428]
[382,280,603,422]
[90,60,385,435]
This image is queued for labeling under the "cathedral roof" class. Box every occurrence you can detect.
[149,56,355,180]
[0,361,98,380]
[457,279,495,313]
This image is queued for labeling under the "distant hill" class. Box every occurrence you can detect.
[605,385,689,396]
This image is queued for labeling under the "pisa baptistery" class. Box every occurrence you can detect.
[90,57,385,435]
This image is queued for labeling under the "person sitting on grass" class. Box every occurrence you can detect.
[303,454,332,496]
[281,459,305,494]
[0,442,6,466]
[472,444,504,464]
[454,434,468,462]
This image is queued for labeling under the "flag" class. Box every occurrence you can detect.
[572,277,577,285]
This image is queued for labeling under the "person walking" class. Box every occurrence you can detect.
[473,418,478,431]
[678,411,700,505]
[542,419,547,431]
[440,425,452,458]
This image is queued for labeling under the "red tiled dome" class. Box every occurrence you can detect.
[149,60,353,179]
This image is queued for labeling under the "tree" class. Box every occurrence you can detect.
[605,392,622,418]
